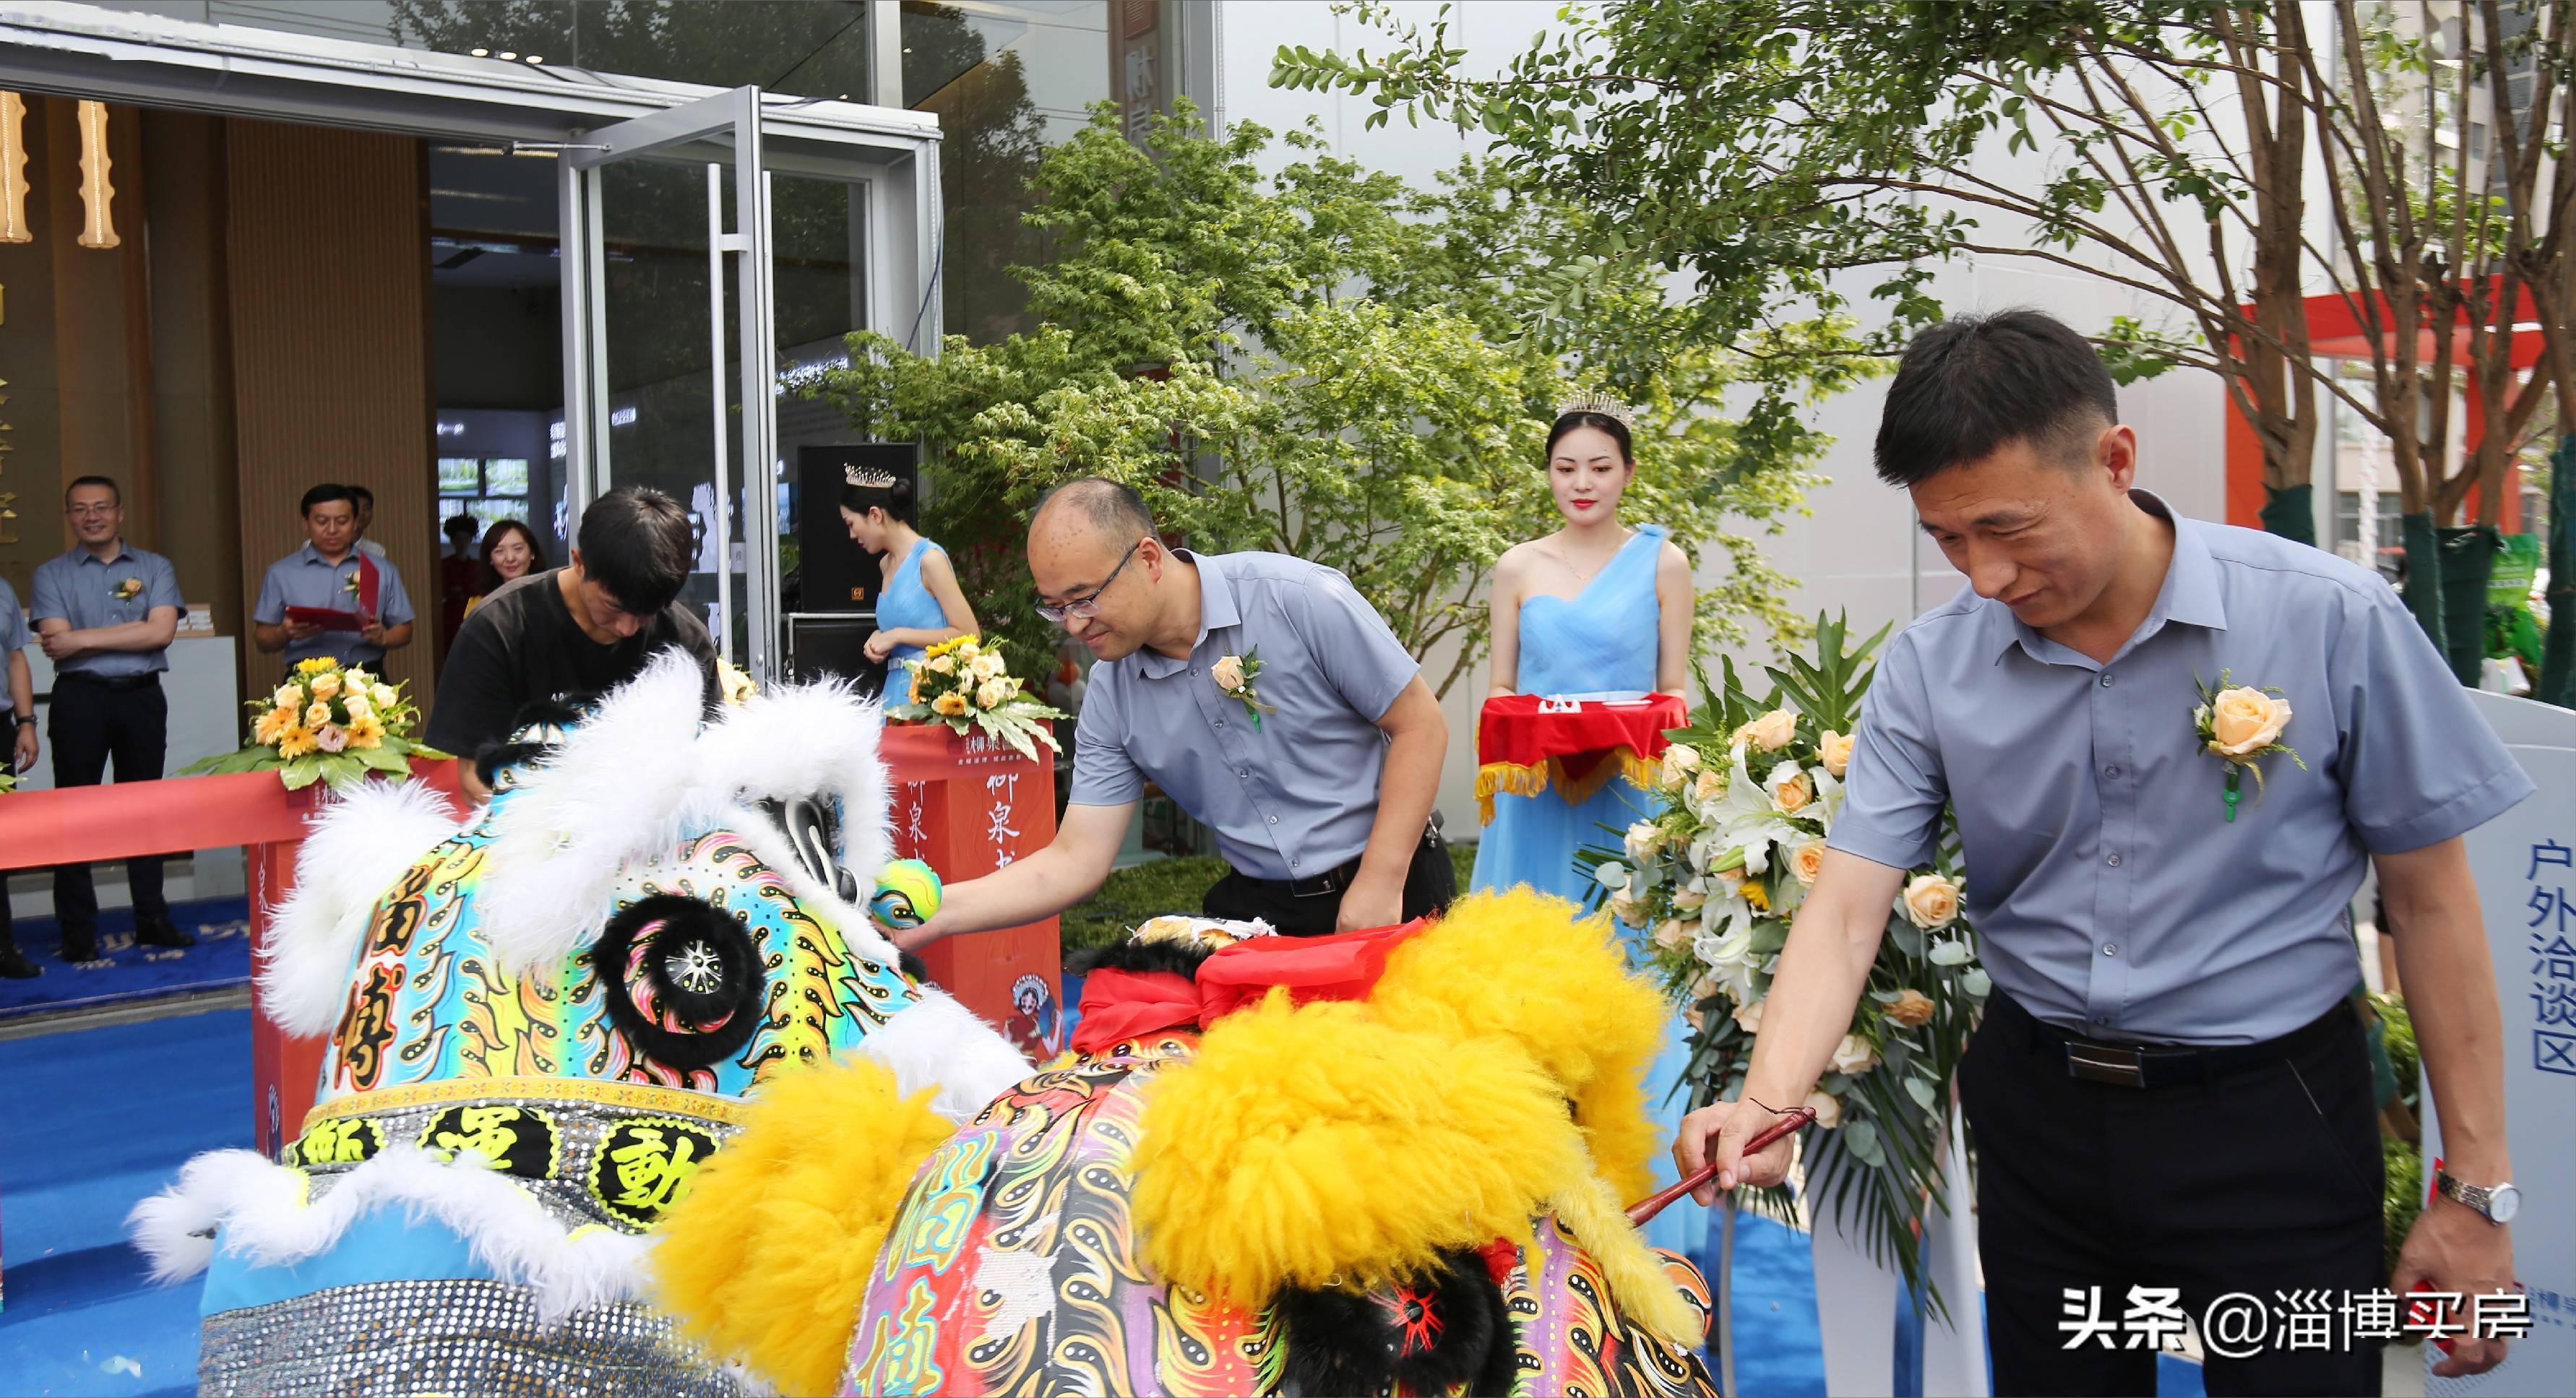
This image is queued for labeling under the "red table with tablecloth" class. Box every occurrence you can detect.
[1473,692,1690,826]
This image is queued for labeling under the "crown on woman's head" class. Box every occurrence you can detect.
[845,465,899,489]
[1554,390,1635,429]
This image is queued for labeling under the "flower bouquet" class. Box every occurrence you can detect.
[181,657,449,793]
[1580,613,1986,1313]
[884,634,1067,762]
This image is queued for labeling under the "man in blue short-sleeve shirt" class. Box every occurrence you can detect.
[892,478,1452,942]
[0,575,38,977]
[1675,313,2531,1394]
[29,474,194,961]
[251,483,415,670]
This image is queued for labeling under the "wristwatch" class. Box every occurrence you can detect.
[11,715,31,728]
[2435,1170,2522,1225]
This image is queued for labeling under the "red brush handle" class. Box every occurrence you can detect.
[1626,1105,1818,1227]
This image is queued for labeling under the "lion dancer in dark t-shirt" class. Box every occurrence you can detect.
[427,486,720,802]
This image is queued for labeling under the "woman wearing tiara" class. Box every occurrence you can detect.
[1471,397,1693,900]
[841,473,978,686]
[1476,400,1706,1260]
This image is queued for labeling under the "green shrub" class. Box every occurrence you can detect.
[2374,992,2419,1113]
[2384,1132,2424,1282]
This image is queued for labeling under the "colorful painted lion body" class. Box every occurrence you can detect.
[134,655,1720,1397]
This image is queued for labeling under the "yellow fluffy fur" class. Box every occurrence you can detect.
[648,1058,957,1397]
[1548,1173,1706,1349]
[1132,991,1589,1304]
[1369,887,1671,1201]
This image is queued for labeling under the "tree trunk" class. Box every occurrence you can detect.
[2259,483,2317,546]
[2399,511,2449,666]
[2543,435,2575,707]
[2436,525,2501,685]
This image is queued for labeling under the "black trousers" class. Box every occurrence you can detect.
[1202,821,1457,936]
[1960,993,2385,1396]
[48,674,170,935]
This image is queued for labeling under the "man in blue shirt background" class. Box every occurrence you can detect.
[1676,312,2530,1393]
[251,483,415,671]
[29,475,194,962]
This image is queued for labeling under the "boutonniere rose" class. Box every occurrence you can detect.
[2192,670,2306,822]
[112,577,144,603]
[1212,649,1275,731]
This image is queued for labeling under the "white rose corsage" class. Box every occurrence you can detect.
[2192,670,2305,822]
[1211,649,1275,732]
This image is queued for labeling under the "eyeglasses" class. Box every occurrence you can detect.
[65,504,116,519]
[1034,540,1143,626]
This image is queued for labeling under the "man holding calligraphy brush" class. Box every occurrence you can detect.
[1676,311,2530,1394]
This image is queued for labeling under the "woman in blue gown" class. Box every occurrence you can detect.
[842,474,978,689]
[1472,404,1690,894]
[1471,402,1704,1258]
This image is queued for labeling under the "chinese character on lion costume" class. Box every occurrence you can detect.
[130,654,1720,1397]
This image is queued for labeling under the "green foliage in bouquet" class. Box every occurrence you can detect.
[883,634,1067,764]
[181,657,449,793]
[1580,613,1987,1318]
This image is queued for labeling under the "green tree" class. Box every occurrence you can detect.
[1275,1,2348,542]
[816,102,1868,690]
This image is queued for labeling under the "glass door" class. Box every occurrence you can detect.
[561,87,929,682]
[559,88,765,673]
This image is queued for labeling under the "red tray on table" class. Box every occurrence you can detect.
[1473,692,1689,827]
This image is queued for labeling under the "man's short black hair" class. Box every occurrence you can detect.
[301,483,356,517]
[1030,476,1158,543]
[577,486,694,616]
[65,475,120,506]
[1874,310,2119,486]
[347,484,376,509]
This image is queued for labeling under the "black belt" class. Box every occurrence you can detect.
[1993,991,2356,1090]
[53,670,161,693]
[1233,815,1444,899]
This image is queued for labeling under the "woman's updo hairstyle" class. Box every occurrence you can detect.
[1546,410,1635,465]
[840,475,918,527]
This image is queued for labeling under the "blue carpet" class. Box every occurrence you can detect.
[0,899,251,1020]
[0,1006,247,1396]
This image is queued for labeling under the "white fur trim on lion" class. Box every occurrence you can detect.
[129,1147,653,1324]
[481,650,711,973]
[715,806,903,967]
[482,654,907,977]
[856,992,1033,1122]
[690,681,895,887]
[260,780,471,1037]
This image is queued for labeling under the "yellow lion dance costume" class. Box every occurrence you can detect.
[655,887,1720,1397]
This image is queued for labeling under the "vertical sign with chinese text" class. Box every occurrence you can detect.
[2424,694,2573,1397]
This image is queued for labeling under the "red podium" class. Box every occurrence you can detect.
[0,729,1059,1160]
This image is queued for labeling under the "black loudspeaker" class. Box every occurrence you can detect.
[787,613,889,695]
[795,444,918,613]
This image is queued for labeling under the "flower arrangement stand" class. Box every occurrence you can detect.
[1801,1105,1986,1398]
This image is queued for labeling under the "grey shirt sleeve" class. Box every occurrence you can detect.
[373,559,415,626]
[28,558,66,628]
[145,553,184,613]
[1825,631,1950,873]
[1067,668,1144,808]
[253,559,289,626]
[0,582,25,651]
[2332,579,2536,853]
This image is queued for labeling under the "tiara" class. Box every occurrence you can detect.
[845,465,899,489]
[1554,390,1634,429]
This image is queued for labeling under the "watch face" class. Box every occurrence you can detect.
[2489,1183,2521,1224]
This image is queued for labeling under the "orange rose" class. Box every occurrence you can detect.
[1884,989,1936,1027]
